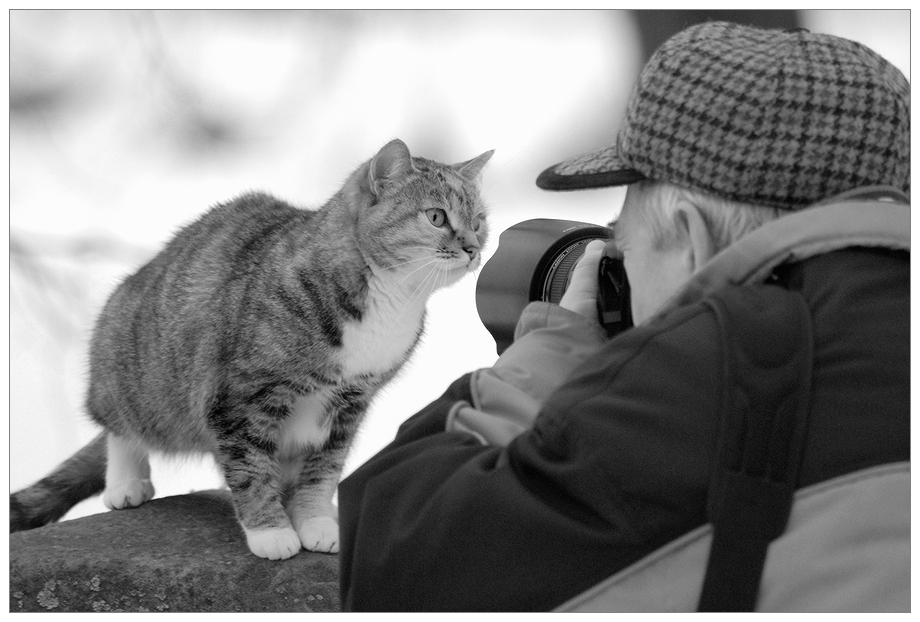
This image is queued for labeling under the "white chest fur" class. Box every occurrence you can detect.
[277,275,429,462]
[279,389,334,456]
[338,274,426,378]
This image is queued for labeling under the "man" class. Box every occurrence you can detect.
[337,22,910,611]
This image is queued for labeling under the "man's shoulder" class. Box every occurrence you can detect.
[633,281,803,355]
[541,282,806,415]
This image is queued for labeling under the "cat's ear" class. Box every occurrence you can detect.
[454,150,494,182]
[368,139,414,199]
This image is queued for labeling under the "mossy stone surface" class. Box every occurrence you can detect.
[9,490,339,612]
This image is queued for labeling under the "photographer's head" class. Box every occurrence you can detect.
[615,180,783,324]
[537,21,910,324]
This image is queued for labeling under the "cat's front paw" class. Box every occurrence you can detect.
[296,516,339,554]
[103,478,155,510]
[297,516,339,553]
[244,526,302,560]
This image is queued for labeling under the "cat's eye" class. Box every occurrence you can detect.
[472,214,483,231]
[426,208,447,228]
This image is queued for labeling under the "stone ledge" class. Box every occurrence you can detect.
[9,490,339,612]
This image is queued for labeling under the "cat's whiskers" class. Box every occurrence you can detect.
[384,254,435,270]
[394,261,444,322]
[409,261,442,300]
[394,257,440,289]
[433,262,450,304]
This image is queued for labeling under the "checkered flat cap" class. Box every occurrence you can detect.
[537,21,910,209]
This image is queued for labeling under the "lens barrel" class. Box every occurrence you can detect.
[476,219,616,354]
[541,238,596,304]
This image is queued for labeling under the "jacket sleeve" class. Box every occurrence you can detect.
[338,303,724,612]
[446,301,609,446]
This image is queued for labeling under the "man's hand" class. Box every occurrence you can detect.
[559,239,606,321]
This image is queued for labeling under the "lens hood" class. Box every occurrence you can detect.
[476,219,619,354]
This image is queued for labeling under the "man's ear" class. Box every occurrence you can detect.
[673,200,716,273]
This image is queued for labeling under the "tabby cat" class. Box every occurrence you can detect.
[10,139,492,560]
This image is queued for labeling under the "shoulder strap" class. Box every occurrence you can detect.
[697,286,814,612]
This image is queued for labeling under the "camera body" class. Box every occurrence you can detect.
[476,219,632,354]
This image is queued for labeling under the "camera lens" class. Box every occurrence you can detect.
[476,219,623,354]
[541,238,597,304]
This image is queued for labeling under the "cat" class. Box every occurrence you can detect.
[10,138,493,560]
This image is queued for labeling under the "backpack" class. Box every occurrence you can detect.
[557,188,910,612]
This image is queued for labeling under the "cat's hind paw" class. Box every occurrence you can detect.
[103,478,155,510]
[296,516,339,554]
[244,526,302,560]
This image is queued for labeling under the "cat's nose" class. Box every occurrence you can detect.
[462,245,479,262]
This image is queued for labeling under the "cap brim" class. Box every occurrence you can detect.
[536,165,646,190]
[535,143,647,191]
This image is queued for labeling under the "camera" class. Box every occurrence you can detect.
[476,219,632,354]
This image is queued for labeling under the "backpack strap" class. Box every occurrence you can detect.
[697,286,814,612]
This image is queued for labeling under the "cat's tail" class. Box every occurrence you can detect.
[10,432,107,532]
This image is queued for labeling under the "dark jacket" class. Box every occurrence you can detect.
[338,202,910,611]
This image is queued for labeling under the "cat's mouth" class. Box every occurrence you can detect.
[447,254,480,273]
[418,257,479,286]
[428,252,480,272]
[386,252,480,287]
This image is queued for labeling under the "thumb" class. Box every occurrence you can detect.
[560,239,606,320]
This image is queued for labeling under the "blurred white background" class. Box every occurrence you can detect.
[7,10,910,523]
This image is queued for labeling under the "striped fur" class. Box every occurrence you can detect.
[10,139,492,559]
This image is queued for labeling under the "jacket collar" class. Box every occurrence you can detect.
[653,186,910,320]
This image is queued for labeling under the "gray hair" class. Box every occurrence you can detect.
[619,180,784,254]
